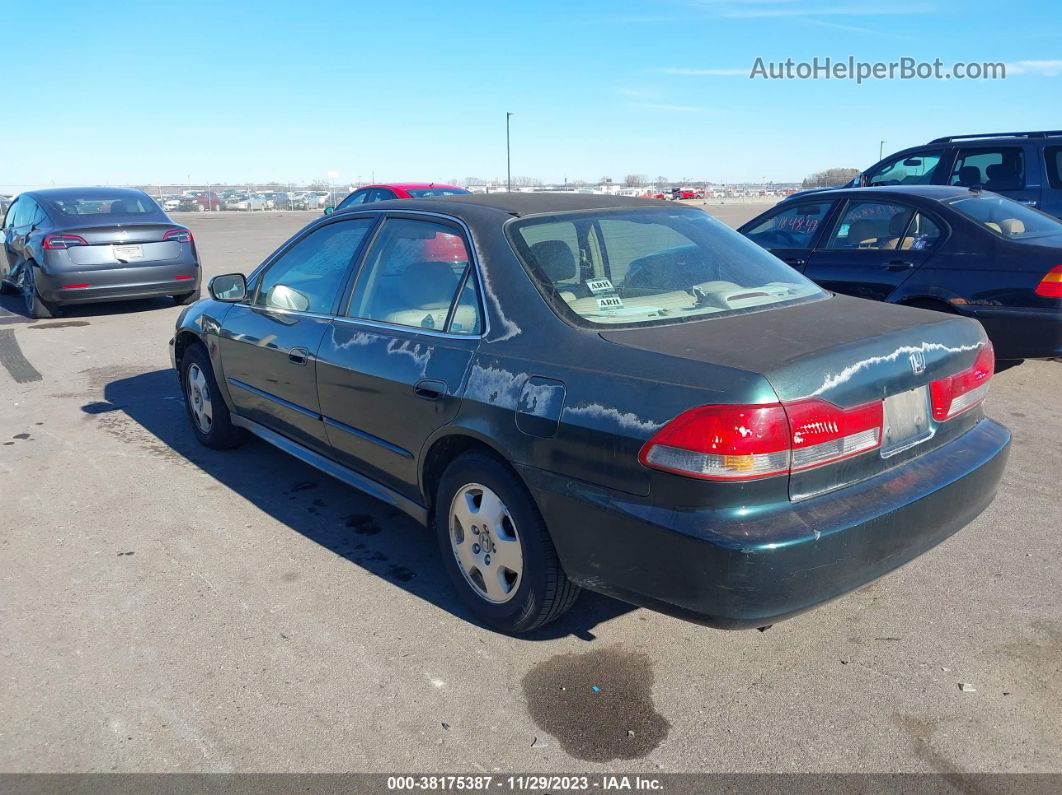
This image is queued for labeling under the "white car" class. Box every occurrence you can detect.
[225,195,266,211]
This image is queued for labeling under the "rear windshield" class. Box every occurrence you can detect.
[45,193,164,219]
[945,193,1062,240]
[404,188,471,198]
[508,207,824,327]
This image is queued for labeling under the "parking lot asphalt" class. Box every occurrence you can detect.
[1,206,1059,774]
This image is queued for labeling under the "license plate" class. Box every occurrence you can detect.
[881,386,933,457]
[114,244,143,260]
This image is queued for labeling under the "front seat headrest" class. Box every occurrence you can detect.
[530,240,577,283]
[957,166,981,187]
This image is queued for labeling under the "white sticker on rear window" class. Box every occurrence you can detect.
[586,278,614,294]
[596,295,624,311]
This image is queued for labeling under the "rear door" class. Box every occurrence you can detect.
[804,199,943,301]
[739,198,838,272]
[1040,145,1062,219]
[219,216,377,452]
[315,215,483,500]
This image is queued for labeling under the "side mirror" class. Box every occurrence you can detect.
[323,206,334,215]
[209,273,247,302]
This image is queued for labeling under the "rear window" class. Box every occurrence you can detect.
[45,193,164,218]
[508,207,825,327]
[404,188,471,198]
[945,193,1062,240]
[1045,146,1062,189]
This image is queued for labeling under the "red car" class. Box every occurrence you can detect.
[329,183,470,213]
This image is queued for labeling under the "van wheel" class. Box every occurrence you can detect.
[435,450,580,633]
[180,343,247,449]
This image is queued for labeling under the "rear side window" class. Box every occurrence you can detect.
[949,147,1025,190]
[946,193,1062,240]
[509,208,824,327]
[744,201,834,249]
[1045,147,1062,189]
[346,218,481,334]
[826,201,915,250]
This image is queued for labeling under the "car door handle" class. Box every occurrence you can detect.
[884,260,916,270]
[414,379,447,400]
[783,257,806,267]
[288,346,311,365]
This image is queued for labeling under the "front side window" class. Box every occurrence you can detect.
[366,189,396,203]
[6,198,27,228]
[509,208,824,327]
[347,218,480,334]
[949,147,1025,190]
[404,188,471,198]
[826,201,915,250]
[253,218,375,313]
[946,193,1062,240]
[744,201,834,249]
[865,151,942,186]
[337,191,369,211]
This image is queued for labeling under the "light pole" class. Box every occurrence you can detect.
[879,140,886,160]
[506,112,513,192]
[328,171,338,210]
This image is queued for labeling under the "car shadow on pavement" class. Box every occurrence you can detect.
[0,292,176,320]
[94,369,635,641]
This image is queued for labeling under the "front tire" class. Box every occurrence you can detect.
[434,450,579,633]
[180,343,247,449]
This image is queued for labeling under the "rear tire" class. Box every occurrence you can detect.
[21,265,58,320]
[173,288,200,305]
[434,450,580,633]
[180,343,247,449]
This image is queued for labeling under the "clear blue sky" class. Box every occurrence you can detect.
[3,0,1060,187]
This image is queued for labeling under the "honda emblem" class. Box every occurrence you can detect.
[909,350,926,375]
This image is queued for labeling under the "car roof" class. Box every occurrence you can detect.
[798,185,977,202]
[373,192,667,218]
[369,183,466,191]
[27,187,151,201]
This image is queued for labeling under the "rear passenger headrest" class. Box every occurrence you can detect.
[530,240,577,283]
[998,218,1025,236]
[397,261,461,308]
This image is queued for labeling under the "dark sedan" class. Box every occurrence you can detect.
[1,188,200,319]
[170,193,1009,633]
[738,185,1062,360]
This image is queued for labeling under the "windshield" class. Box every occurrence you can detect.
[508,207,825,327]
[405,188,470,198]
[45,193,165,219]
[946,193,1062,240]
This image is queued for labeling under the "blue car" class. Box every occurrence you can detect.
[739,185,1062,360]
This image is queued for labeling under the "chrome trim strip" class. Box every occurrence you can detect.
[331,314,479,341]
[323,416,412,459]
[229,413,428,525]
[227,377,320,420]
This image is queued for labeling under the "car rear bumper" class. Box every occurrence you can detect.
[519,418,1010,629]
[37,263,200,305]
[963,305,1062,359]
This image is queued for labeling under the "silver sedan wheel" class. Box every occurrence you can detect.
[449,483,523,604]
[186,363,213,434]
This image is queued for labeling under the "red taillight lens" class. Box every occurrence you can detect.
[785,398,883,472]
[638,404,791,480]
[61,284,90,289]
[43,234,88,250]
[930,342,994,421]
[1035,265,1062,298]
[163,229,193,244]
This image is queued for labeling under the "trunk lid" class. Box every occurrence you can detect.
[600,294,990,499]
[61,222,186,267]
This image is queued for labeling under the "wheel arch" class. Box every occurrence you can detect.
[419,429,523,514]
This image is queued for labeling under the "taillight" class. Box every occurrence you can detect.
[1035,265,1062,298]
[785,399,883,472]
[163,228,193,243]
[639,398,883,481]
[638,404,791,480]
[43,234,88,250]
[930,342,994,421]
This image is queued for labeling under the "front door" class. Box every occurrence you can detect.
[219,216,377,452]
[315,216,483,500]
[804,199,942,301]
[740,198,838,272]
